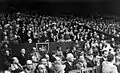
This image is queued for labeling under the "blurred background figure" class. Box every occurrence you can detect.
[30,47,41,62]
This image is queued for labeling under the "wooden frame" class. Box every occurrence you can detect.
[36,43,49,53]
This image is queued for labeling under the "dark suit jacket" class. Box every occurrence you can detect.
[64,61,74,73]
[18,53,29,66]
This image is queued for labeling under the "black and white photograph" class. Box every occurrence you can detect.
[0,0,120,73]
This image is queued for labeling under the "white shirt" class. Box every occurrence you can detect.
[68,61,72,66]
[102,61,118,73]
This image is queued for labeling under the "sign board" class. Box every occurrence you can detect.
[36,43,49,54]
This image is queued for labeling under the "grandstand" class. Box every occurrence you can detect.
[0,0,120,73]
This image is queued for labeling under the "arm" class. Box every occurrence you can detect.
[112,66,118,73]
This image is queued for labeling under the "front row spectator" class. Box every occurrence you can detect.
[18,49,29,66]
[75,55,87,69]
[24,60,35,73]
[52,57,66,73]
[10,57,23,73]
[102,54,118,73]
[64,53,76,73]
[35,64,48,73]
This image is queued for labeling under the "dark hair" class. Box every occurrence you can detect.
[107,54,114,62]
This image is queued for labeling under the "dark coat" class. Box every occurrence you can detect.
[64,61,74,73]
[18,53,29,66]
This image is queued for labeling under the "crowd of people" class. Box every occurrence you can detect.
[0,12,120,44]
[1,39,120,73]
[0,12,120,73]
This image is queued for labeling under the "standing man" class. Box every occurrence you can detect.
[64,53,76,73]
[18,49,29,66]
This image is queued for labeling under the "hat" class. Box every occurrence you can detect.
[66,53,76,59]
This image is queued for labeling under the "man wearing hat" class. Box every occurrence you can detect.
[64,53,76,73]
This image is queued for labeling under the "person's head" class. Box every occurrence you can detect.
[21,49,26,54]
[28,38,32,43]
[66,47,70,53]
[95,55,101,62]
[57,46,61,51]
[4,43,8,48]
[12,57,19,64]
[116,48,120,55]
[103,50,109,57]
[107,54,115,62]
[4,36,8,40]
[54,57,62,64]
[15,34,18,39]
[26,60,33,70]
[72,47,76,51]
[88,49,93,55]
[27,31,31,35]
[75,40,79,44]
[31,56,38,63]
[78,55,85,62]
[45,54,49,61]
[3,31,7,35]
[102,34,105,39]
[66,53,75,62]
[41,58,47,66]
[37,64,46,73]
[111,38,115,42]
[51,33,54,38]
[32,47,37,52]
[5,50,10,56]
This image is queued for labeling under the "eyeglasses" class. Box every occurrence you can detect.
[27,64,33,65]
[38,67,46,70]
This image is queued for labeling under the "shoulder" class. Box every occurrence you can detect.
[64,61,69,66]
[111,65,118,73]
[111,65,117,69]
[102,61,106,65]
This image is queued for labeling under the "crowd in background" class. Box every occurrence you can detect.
[0,12,120,73]
[0,12,120,44]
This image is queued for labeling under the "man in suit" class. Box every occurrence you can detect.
[64,53,76,73]
[18,49,29,66]
[24,60,35,73]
